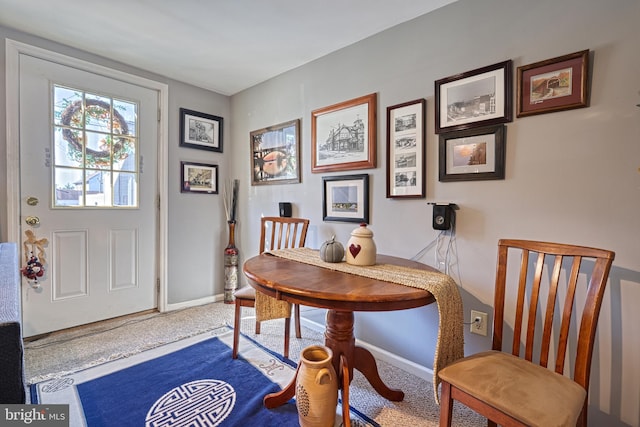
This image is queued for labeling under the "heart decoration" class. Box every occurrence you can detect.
[349,243,361,259]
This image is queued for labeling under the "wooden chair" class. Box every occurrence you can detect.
[232,216,309,359]
[438,239,615,427]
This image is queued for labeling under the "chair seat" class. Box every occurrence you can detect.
[233,286,256,300]
[438,350,587,427]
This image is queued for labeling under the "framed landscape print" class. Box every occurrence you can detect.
[180,161,218,194]
[386,99,426,198]
[435,60,513,133]
[250,119,301,186]
[322,174,369,223]
[516,50,589,117]
[439,125,506,182]
[179,108,223,152]
[311,93,377,173]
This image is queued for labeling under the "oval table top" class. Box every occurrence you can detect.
[243,252,437,312]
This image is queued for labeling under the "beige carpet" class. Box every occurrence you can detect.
[24,301,485,426]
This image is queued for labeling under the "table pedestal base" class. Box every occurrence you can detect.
[263,310,404,420]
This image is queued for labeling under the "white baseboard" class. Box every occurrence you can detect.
[299,317,433,382]
[164,294,223,312]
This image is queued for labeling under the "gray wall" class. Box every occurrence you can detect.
[0,26,231,306]
[229,0,640,425]
[1,0,639,425]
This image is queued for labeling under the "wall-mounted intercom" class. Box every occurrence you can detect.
[279,202,292,217]
[429,203,458,230]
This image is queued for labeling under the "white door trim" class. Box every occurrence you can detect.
[5,39,169,312]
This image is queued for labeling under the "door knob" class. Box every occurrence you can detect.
[25,216,40,226]
[26,197,39,206]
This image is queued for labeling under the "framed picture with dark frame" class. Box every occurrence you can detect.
[180,161,218,194]
[386,99,426,198]
[322,174,369,223]
[435,60,513,134]
[250,119,301,186]
[179,108,223,152]
[439,125,506,182]
[516,50,589,117]
[311,93,377,173]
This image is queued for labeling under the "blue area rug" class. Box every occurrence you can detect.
[31,329,377,427]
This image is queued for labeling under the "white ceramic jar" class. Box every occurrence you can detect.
[345,223,376,266]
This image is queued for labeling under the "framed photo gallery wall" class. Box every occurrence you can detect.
[439,125,506,182]
[516,50,590,117]
[386,99,426,198]
[179,108,222,195]
[322,174,369,223]
[435,60,513,134]
[250,119,301,186]
[311,93,377,173]
[179,108,223,152]
[180,161,218,194]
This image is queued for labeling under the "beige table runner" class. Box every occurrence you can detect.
[261,247,463,403]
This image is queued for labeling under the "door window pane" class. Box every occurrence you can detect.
[54,168,84,207]
[85,94,112,133]
[54,127,83,167]
[53,87,82,128]
[114,99,137,136]
[113,173,137,207]
[114,137,137,172]
[53,85,139,208]
[85,171,110,207]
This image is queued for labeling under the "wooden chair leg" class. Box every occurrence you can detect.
[577,404,587,427]
[232,301,242,359]
[255,320,261,335]
[283,317,291,359]
[340,354,351,427]
[439,381,454,427]
[294,304,302,339]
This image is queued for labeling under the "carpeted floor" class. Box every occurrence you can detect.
[24,301,485,426]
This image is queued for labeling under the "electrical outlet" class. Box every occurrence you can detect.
[470,310,488,336]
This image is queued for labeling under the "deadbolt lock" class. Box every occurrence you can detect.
[26,197,39,206]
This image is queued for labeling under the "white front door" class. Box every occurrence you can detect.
[19,54,159,337]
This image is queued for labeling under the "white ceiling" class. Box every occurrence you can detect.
[0,0,458,95]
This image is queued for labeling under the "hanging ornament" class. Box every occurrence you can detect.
[21,252,44,281]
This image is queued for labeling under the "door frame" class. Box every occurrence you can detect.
[5,39,169,313]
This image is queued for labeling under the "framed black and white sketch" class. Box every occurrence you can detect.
[322,174,369,223]
[179,108,223,152]
[311,93,376,173]
[438,125,506,182]
[386,99,426,198]
[180,161,218,194]
[435,60,513,133]
[250,119,301,186]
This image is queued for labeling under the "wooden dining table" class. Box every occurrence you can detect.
[242,251,439,420]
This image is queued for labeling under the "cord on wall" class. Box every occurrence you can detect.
[411,211,465,288]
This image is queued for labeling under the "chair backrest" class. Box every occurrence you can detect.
[259,217,309,254]
[492,239,614,394]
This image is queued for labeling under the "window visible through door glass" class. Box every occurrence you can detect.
[52,85,138,207]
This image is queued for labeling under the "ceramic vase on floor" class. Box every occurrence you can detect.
[295,345,339,427]
[223,220,239,303]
